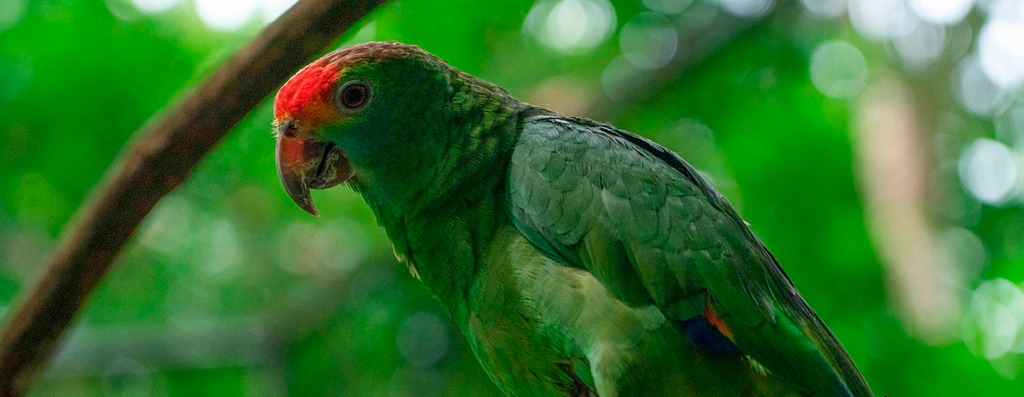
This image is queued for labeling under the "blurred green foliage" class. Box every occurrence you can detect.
[2,0,1024,396]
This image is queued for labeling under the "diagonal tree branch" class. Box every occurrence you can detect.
[0,0,388,395]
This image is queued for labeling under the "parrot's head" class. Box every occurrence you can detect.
[273,42,453,216]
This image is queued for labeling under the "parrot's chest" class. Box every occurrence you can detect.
[449,226,594,396]
[448,225,673,396]
[392,210,589,395]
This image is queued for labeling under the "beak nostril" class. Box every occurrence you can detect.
[279,120,298,138]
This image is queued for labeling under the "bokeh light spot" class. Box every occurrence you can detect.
[396,312,449,367]
[139,196,196,257]
[601,56,648,103]
[106,0,144,21]
[799,0,847,18]
[0,0,25,32]
[314,219,369,275]
[130,0,182,14]
[199,218,241,277]
[678,1,719,29]
[963,279,1024,360]
[195,0,257,31]
[713,0,775,18]
[275,221,320,275]
[907,0,973,25]
[938,227,988,283]
[642,0,692,14]
[944,19,974,60]
[893,22,946,68]
[524,0,617,54]
[958,139,1017,204]
[810,40,867,98]
[849,0,918,41]
[620,12,678,70]
[954,57,1007,116]
[978,17,1024,89]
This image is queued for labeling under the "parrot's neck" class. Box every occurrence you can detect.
[346,70,525,214]
[349,74,536,320]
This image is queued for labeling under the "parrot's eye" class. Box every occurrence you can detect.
[339,82,369,110]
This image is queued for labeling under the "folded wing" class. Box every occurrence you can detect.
[507,115,872,397]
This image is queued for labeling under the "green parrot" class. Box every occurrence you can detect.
[273,42,873,397]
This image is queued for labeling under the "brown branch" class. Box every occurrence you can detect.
[0,0,388,394]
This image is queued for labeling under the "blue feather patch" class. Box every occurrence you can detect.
[680,316,742,356]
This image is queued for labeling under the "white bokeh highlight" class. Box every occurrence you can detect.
[963,279,1024,360]
[714,0,775,18]
[958,139,1017,204]
[524,0,617,54]
[131,0,182,14]
[0,0,24,32]
[848,0,919,41]
[195,0,257,31]
[978,16,1024,89]
[955,57,1007,116]
[799,0,847,18]
[907,0,974,25]
[620,12,678,70]
[893,22,946,68]
[810,40,868,98]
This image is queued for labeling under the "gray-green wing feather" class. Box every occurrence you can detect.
[507,115,872,397]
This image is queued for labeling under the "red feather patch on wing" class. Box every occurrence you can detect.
[703,305,734,341]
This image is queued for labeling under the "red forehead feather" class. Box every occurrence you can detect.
[274,62,341,121]
[274,42,431,124]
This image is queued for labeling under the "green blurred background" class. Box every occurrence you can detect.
[2,0,1024,395]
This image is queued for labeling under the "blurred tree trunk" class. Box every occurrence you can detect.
[854,75,960,343]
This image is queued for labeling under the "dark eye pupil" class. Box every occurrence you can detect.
[342,84,367,109]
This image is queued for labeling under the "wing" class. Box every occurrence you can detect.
[507,115,872,397]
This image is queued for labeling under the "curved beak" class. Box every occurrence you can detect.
[276,119,353,216]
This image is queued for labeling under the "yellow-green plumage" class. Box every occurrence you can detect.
[273,42,873,397]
